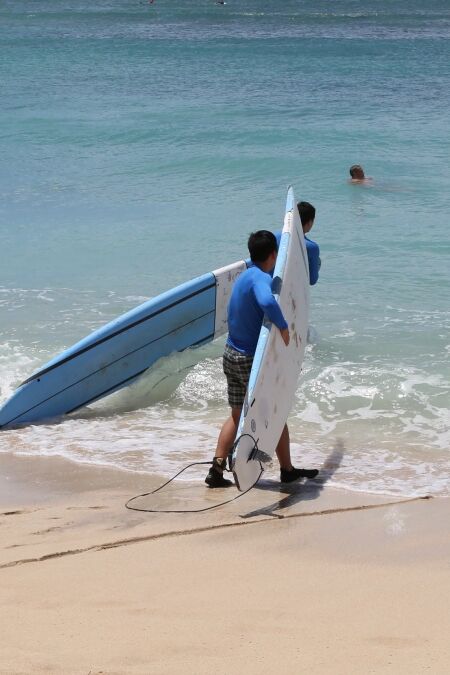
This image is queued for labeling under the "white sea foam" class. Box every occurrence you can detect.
[1,345,448,498]
[1,286,449,499]
[0,343,39,401]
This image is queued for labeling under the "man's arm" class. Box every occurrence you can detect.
[253,276,289,345]
[305,238,320,286]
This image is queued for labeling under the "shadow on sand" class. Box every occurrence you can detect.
[239,440,345,520]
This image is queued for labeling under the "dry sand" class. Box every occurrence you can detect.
[0,453,449,674]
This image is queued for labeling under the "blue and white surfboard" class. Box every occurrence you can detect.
[0,260,247,429]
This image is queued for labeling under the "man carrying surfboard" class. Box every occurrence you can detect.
[298,200,320,285]
[206,230,318,488]
[275,201,320,286]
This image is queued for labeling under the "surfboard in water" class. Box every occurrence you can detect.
[232,186,310,492]
[0,260,247,429]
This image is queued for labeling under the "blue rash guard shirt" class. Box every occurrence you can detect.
[275,231,321,286]
[226,265,288,356]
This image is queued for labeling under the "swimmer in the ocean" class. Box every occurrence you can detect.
[349,164,373,184]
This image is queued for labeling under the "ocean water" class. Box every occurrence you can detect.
[1,0,449,498]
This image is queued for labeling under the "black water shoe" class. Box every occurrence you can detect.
[205,457,233,488]
[205,467,233,488]
[280,467,319,483]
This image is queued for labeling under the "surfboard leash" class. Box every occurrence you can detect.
[125,434,264,514]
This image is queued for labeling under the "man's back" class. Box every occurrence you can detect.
[227,265,286,356]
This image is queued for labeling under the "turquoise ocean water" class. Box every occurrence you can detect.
[1,0,449,497]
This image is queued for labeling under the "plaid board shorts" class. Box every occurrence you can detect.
[223,344,254,408]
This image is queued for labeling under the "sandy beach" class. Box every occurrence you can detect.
[1,452,449,674]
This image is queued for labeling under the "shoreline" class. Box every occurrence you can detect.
[1,451,449,672]
[1,442,438,510]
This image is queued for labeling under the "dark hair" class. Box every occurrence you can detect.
[247,230,278,263]
[297,201,316,227]
[349,164,364,178]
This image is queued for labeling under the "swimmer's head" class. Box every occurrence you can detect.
[349,164,365,180]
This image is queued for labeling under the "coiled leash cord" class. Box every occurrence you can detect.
[125,434,264,513]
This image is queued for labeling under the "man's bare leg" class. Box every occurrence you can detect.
[205,407,241,488]
[276,424,319,482]
[275,424,292,470]
[215,406,242,462]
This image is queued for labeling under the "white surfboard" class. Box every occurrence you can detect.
[232,186,310,491]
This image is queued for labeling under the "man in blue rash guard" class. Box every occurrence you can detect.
[298,200,320,285]
[274,200,320,286]
[205,230,319,488]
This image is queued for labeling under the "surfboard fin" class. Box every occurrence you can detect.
[248,448,272,465]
